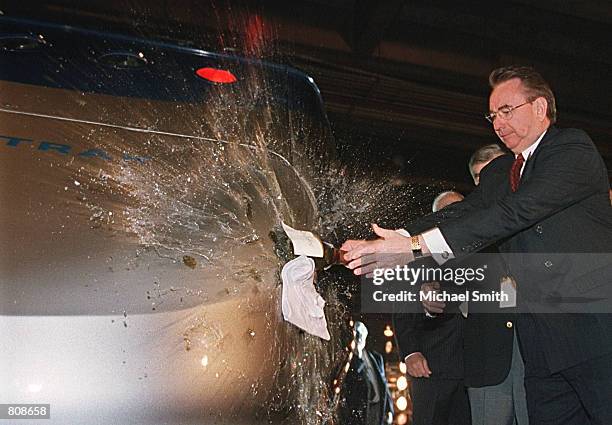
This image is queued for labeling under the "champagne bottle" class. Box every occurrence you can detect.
[313,242,348,271]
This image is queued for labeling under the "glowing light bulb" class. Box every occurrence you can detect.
[385,340,393,353]
[399,362,407,374]
[397,413,408,425]
[383,325,394,337]
[396,396,408,411]
[201,355,209,367]
[397,375,408,391]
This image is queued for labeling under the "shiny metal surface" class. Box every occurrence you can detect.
[1,17,339,424]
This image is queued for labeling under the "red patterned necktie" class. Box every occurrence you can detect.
[510,153,525,192]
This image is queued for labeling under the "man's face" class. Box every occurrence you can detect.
[471,161,488,185]
[470,154,503,185]
[488,78,545,154]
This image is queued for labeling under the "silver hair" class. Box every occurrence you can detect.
[468,144,506,179]
[432,191,464,212]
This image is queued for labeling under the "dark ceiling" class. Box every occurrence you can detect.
[4,0,612,191]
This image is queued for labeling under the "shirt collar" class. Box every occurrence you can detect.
[517,129,547,159]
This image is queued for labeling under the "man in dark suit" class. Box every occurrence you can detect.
[341,321,394,425]
[424,146,529,425]
[466,144,529,425]
[394,309,470,425]
[342,66,612,424]
[394,191,471,425]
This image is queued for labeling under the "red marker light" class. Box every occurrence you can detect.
[195,67,237,84]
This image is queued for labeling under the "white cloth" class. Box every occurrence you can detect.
[281,255,330,340]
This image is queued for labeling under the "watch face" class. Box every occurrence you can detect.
[411,236,421,251]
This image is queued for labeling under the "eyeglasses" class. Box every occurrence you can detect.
[485,100,534,123]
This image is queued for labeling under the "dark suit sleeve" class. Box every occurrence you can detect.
[393,313,425,360]
[371,352,395,417]
[371,351,388,384]
[340,357,368,423]
[440,130,606,258]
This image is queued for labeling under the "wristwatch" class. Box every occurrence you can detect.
[411,235,423,258]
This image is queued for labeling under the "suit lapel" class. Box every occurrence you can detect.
[520,126,558,185]
[487,154,512,199]
[521,154,536,184]
[366,352,384,383]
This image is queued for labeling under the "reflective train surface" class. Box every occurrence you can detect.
[0,16,338,424]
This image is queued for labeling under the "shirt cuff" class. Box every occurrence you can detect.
[421,227,455,265]
[404,352,420,362]
[395,228,410,238]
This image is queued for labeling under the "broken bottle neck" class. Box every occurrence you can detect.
[314,242,348,271]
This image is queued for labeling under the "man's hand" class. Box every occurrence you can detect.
[406,352,432,378]
[340,224,414,276]
[421,282,446,314]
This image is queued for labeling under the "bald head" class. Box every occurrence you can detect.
[432,191,464,212]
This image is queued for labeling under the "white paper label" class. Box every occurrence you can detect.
[281,222,324,258]
[499,276,517,308]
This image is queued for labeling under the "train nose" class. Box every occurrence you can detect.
[1,16,337,425]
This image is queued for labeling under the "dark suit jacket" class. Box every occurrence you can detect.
[463,312,515,387]
[392,254,465,379]
[461,246,516,387]
[341,350,394,425]
[406,127,612,374]
[394,310,464,380]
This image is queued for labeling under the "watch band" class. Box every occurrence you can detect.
[411,235,423,258]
